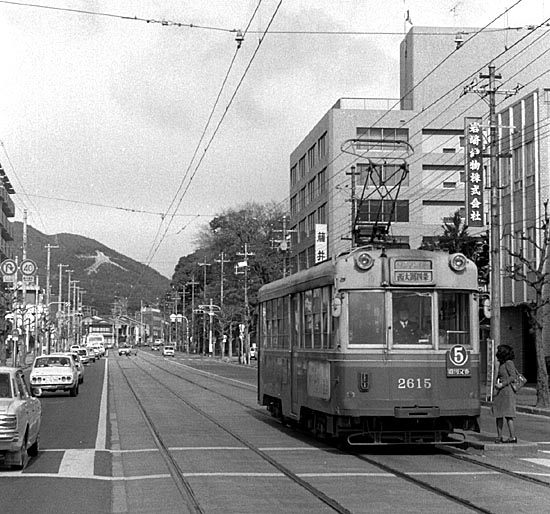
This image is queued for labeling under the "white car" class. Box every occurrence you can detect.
[30,355,79,397]
[50,352,84,384]
[0,367,41,469]
[162,345,175,357]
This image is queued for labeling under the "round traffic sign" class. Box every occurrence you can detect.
[20,259,37,276]
[1,259,17,276]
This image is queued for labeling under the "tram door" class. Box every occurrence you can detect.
[290,294,299,415]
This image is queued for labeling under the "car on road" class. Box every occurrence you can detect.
[51,352,85,384]
[118,344,135,356]
[0,367,41,469]
[76,347,92,365]
[29,354,80,397]
[162,345,175,357]
[151,340,162,351]
[250,345,257,360]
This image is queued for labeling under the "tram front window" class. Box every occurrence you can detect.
[392,293,432,345]
[348,292,385,345]
[438,291,470,346]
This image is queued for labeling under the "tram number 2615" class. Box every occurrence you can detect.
[397,378,432,389]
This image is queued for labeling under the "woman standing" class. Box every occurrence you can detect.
[492,344,518,443]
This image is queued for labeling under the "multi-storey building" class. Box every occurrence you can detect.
[288,26,550,378]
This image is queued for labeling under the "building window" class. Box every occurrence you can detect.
[299,156,306,179]
[358,163,408,187]
[357,200,409,223]
[290,164,297,186]
[525,141,535,186]
[299,187,306,211]
[307,213,315,236]
[307,145,316,171]
[299,250,307,270]
[356,127,409,150]
[290,195,297,216]
[317,132,327,160]
[317,203,326,224]
[307,246,315,268]
[318,168,326,194]
[299,219,306,241]
[307,179,316,203]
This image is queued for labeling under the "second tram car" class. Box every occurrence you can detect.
[257,247,481,444]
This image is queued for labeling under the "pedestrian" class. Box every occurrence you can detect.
[491,344,518,443]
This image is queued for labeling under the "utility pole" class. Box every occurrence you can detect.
[272,215,296,277]
[464,64,520,351]
[187,275,199,353]
[44,244,58,353]
[236,244,255,364]
[346,165,359,247]
[57,264,68,351]
[197,259,211,355]
[214,251,230,306]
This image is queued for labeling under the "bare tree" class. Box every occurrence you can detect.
[505,201,550,408]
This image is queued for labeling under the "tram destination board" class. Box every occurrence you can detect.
[390,259,434,285]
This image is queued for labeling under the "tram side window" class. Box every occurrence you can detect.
[392,293,432,345]
[439,291,470,346]
[260,304,268,348]
[349,292,385,345]
[313,288,322,349]
[304,290,314,348]
[322,286,332,348]
[278,296,290,349]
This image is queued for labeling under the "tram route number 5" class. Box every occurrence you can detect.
[446,344,471,377]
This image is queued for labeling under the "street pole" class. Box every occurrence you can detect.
[237,244,255,364]
[198,259,211,355]
[57,264,68,351]
[44,244,58,353]
[187,276,198,353]
[214,251,230,306]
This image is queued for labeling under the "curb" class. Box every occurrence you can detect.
[481,400,550,418]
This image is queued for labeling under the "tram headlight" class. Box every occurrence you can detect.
[449,253,468,272]
[355,251,374,271]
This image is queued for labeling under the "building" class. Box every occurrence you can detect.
[288,26,550,379]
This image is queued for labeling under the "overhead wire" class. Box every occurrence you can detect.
[143,0,284,272]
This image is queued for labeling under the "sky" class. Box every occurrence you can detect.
[0,0,547,278]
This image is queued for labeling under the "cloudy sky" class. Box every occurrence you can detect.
[0,0,546,277]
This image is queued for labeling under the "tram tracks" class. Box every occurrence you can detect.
[115,355,355,514]
[121,354,549,514]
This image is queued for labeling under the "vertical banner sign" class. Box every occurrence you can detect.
[465,117,484,227]
[315,224,328,263]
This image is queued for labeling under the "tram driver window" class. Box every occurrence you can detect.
[392,293,432,345]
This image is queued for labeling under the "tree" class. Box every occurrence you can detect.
[171,202,288,358]
[505,201,550,408]
[421,210,489,284]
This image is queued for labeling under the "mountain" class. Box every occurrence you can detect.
[10,223,171,315]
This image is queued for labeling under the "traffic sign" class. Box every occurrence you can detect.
[20,259,37,276]
[1,259,17,276]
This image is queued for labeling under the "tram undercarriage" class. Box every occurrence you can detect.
[267,398,480,446]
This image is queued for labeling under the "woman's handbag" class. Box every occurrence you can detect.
[511,372,527,393]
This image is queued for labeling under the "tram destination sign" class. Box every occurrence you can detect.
[390,259,434,285]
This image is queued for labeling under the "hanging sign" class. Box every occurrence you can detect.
[315,224,328,263]
[464,117,484,227]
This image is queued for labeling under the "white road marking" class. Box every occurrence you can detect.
[523,458,550,468]
[95,358,108,450]
[58,449,95,477]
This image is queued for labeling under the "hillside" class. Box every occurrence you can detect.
[11,223,171,314]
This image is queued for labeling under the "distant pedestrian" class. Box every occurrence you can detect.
[491,344,518,443]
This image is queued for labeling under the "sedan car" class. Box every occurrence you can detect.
[0,367,41,469]
[50,352,84,384]
[118,344,135,356]
[29,355,79,397]
[162,345,175,357]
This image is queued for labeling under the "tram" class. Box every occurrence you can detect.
[257,246,481,445]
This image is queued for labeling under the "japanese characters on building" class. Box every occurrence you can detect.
[464,117,484,227]
[314,224,328,263]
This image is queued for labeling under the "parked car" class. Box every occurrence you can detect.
[151,340,162,351]
[87,343,105,358]
[162,345,175,357]
[29,355,79,397]
[0,367,41,469]
[69,345,80,353]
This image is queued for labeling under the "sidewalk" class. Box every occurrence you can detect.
[481,386,550,417]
